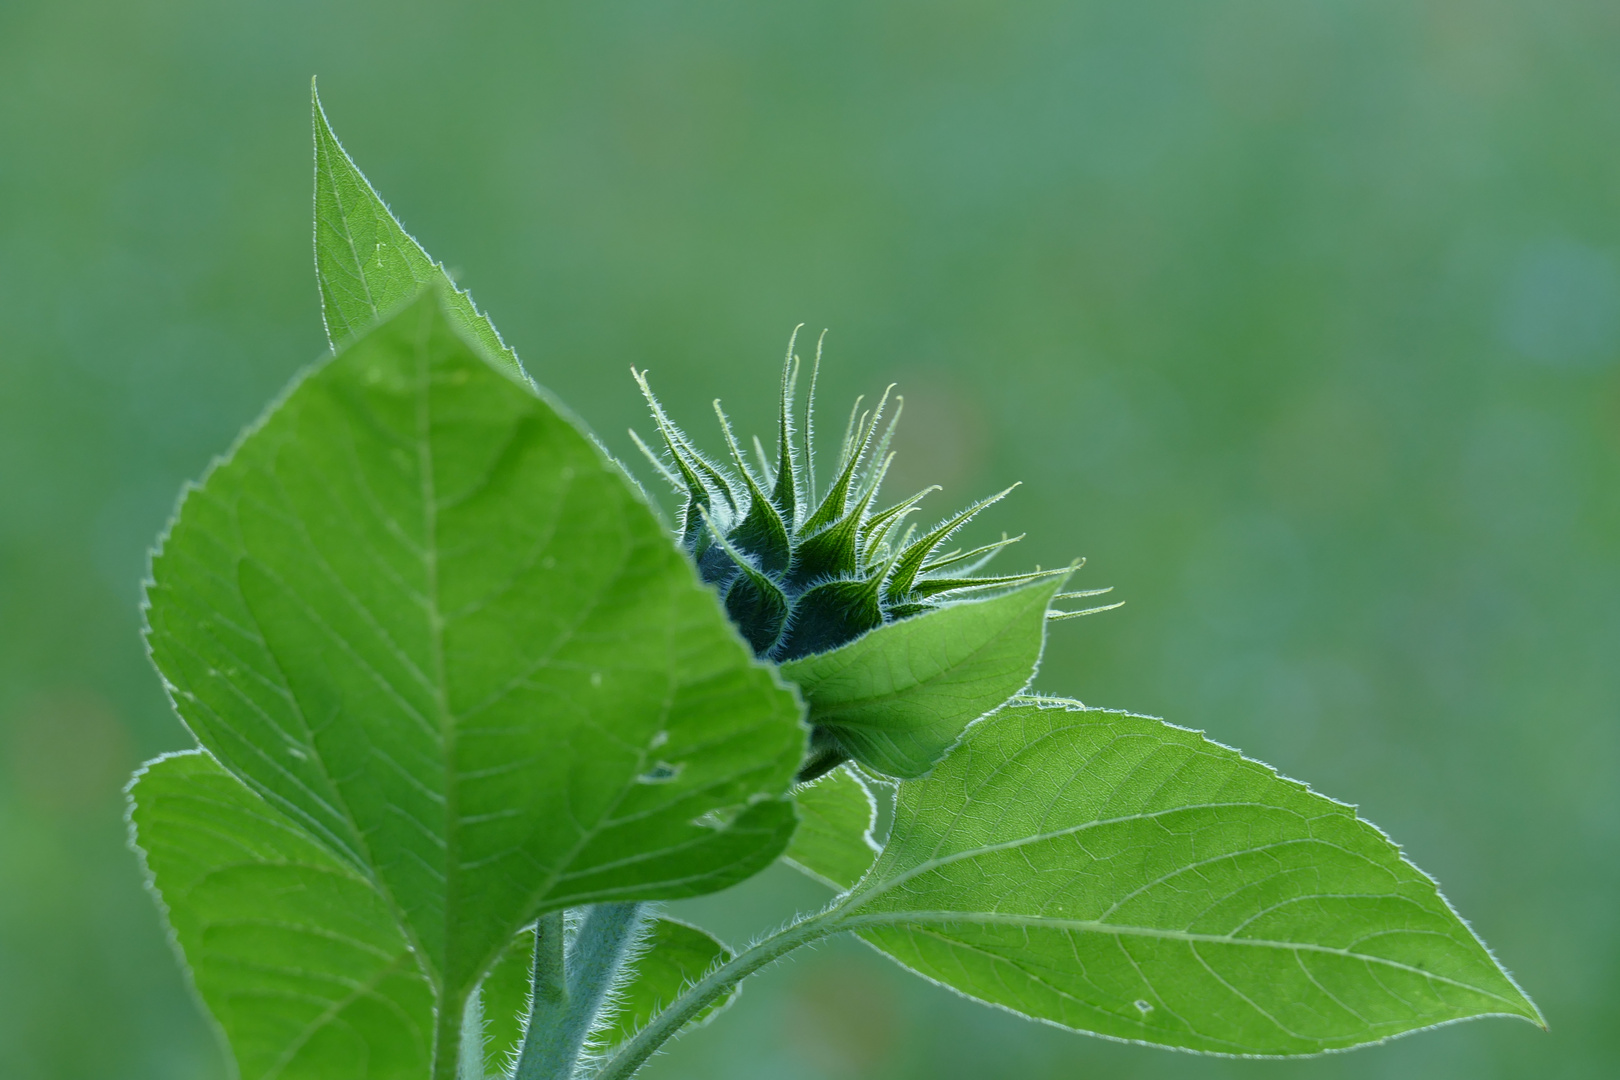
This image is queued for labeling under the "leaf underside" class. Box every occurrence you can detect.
[842,700,1542,1056]
[603,917,737,1046]
[779,577,1064,778]
[141,292,805,1073]
[782,766,880,891]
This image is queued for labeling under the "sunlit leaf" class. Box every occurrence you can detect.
[840,699,1543,1055]
[143,291,805,1075]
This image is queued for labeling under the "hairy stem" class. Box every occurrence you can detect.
[592,906,849,1080]
[432,987,470,1080]
[458,987,485,1080]
[512,912,569,1079]
[564,903,645,1064]
[514,904,645,1080]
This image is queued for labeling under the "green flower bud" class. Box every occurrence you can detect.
[631,330,1068,664]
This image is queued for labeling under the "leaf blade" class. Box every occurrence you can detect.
[143,292,806,1034]
[843,699,1541,1055]
[783,766,879,891]
[779,577,1065,777]
[130,751,436,1080]
[312,86,525,380]
[607,918,738,1045]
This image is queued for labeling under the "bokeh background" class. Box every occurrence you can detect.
[2,1,1617,1077]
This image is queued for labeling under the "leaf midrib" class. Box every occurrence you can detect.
[837,794,1526,1007]
[867,921,1254,1052]
[836,911,1525,1008]
[853,799,1334,907]
[302,342,756,934]
[240,319,458,995]
[413,310,462,998]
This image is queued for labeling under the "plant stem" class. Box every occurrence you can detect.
[795,730,849,783]
[458,986,486,1080]
[433,987,471,1080]
[512,911,569,1079]
[514,904,645,1080]
[592,905,849,1080]
[565,903,645,1063]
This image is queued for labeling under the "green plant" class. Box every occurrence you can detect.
[126,89,1542,1080]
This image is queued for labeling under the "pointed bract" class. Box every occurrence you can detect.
[715,401,792,573]
[629,340,1101,669]
[884,485,1020,604]
[773,331,803,523]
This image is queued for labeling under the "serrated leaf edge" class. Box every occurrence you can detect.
[830,695,1546,1055]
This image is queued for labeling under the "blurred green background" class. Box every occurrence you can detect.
[2,0,1616,1077]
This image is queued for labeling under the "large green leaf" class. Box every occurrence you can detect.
[480,915,735,1071]
[783,766,879,891]
[838,698,1542,1055]
[143,291,805,1076]
[312,86,525,381]
[778,577,1064,777]
[130,751,434,1080]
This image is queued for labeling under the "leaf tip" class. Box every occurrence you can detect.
[310,77,333,136]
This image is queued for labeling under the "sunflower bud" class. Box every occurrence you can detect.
[631,330,1068,665]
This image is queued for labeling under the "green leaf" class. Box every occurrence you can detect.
[479,915,736,1069]
[838,699,1543,1055]
[143,291,805,1075]
[312,85,525,381]
[778,577,1065,777]
[607,917,737,1045]
[130,751,435,1080]
[783,766,879,891]
[474,924,534,1076]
